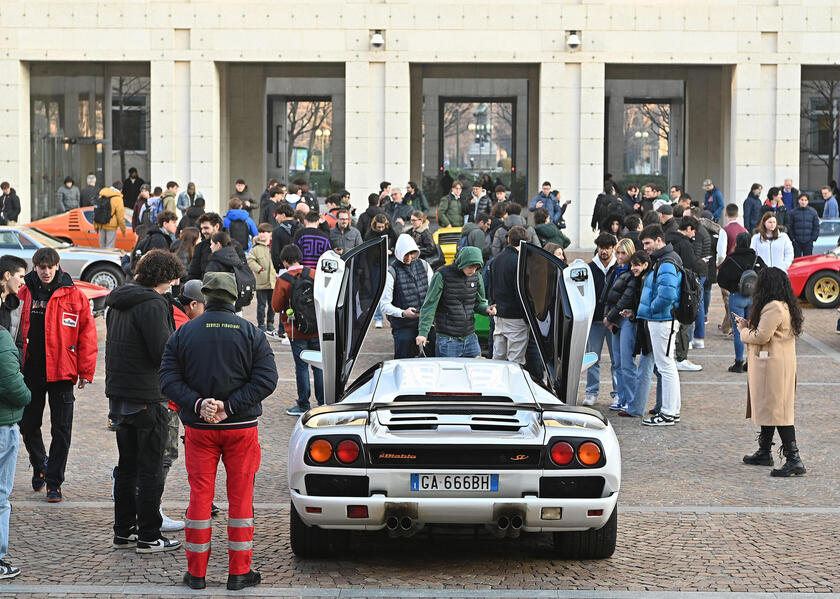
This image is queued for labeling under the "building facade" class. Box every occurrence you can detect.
[1,0,839,246]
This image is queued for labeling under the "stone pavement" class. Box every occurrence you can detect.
[2,290,840,598]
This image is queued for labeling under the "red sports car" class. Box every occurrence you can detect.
[788,247,840,308]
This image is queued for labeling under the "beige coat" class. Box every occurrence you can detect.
[742,300,797,426]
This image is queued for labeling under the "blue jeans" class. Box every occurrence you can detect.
[290,338,324,410]
[611,317,637,407]
[0,424,19,559]
[392,324,419,359]
[585,322,617,398]
[729,292,752,362]
[692,276,707,339]
[436,333,481,358]
[626,352,662,417]
[703,279,712,321]
[374,304,384,324]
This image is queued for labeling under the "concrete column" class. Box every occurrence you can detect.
[189,60,221,212]
[579,62,606,248]
[150,60,193,202]
[384,61,411,192]
[344,61,371,208]
[0,60,30,223]
[542,61,605,249]
[775,63,801,185]
[730,62,765,208]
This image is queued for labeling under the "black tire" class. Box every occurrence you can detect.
[552,505,617,559]
[82,263,124,291]
[289,503,349,558]
[804,270,840,309]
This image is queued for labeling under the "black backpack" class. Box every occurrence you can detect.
[655,257,701,326]
[738,255,760,297]
[231,259,256,309]
[93,195,113,225]
[228,219,250,251]
[280,268,317,335]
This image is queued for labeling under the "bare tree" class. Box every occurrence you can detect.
[286,100,332,177]
[111,76,150,180]
[635,103,670,143]
[442,103,472,167]
[801,79,840,185]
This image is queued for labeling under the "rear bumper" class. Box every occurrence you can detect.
[290,489,618,532]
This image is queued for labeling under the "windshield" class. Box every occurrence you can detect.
[24,228,72,248]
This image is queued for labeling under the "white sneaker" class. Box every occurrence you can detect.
[690,339,705,349]
[374,320,384,329]
[281,336,291,346]
[582,395,597,406]
[160,507,185,532]
[676,359,703,371]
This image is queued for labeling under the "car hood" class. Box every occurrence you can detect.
[59,246,122,258]
[790,253,840,271]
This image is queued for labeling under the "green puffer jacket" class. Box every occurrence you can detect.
[0,328,30,426]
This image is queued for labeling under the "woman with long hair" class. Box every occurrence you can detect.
[172,226,201,274]
[735,267,805,477]
[750,211,793,271]
[601,239,641,412]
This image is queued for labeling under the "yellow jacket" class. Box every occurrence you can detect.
[95,188,126,233]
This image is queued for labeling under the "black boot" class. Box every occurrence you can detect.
[743,430,774,466]
[728,360,745,373]
[771,441,806,477]
[227,570,261,591]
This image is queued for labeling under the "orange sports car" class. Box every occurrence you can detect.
[26,207,137,251]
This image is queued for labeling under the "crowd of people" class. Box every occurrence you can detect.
[0,168,820,587]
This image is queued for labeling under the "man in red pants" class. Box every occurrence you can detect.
[160,272,277,591]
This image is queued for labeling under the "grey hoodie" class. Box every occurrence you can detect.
[491,214,540,256]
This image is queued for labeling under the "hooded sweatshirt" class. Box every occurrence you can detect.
[418,246,489,339]
[224,208,259,251]
[105,282,175,402]
[491,214,539,256]
[380,235,433,327]
[177,204,204,235]
[205,246,243,274]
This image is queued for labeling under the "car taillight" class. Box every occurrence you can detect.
[577,441,601,466]
[308,439,333,463]
[550,441,574,466]
[335,439,360,464]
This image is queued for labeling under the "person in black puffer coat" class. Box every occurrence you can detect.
[788,193,821,257]
[205,232,244,275]
[599,239,642,412]
[105,249,183,552]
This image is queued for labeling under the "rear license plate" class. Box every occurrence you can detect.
[410,473,499,492]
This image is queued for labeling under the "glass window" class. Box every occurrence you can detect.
[623,103,670,177]
[18,232,37,249]
[0,231,21,249]
[111,77,149,152]
[285,99,333,188]
[440,101,514,188]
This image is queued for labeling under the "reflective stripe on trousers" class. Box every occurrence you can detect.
[184,426,261,578]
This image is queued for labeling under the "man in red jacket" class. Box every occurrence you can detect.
[18,248,96,502]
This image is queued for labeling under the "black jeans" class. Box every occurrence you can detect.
[113,402,168,542]
[255,289,275,329]
[19,378,74,489]
[761,425,796,445]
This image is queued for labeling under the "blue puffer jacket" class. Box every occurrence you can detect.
[788,205,820,243]
[637,245,682,322]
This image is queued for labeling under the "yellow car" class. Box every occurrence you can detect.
[432,226,463,265]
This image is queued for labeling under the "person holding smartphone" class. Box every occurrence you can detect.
[379,234,434,359]
[735,267,805,477]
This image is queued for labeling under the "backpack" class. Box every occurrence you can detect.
[129,235,154,273]
[280,268,317,335]
[229,219,250,250]
[142,200,161,228]
[655,257,701,325]
[231,258,256,309]
[93,195,113,225]
[738,255,759,297]
[456,234,469,253]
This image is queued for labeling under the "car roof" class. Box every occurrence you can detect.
[369,358,538,405]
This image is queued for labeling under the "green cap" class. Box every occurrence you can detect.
[201,272,238,305]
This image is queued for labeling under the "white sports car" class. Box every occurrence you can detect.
[288,237,620,559]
